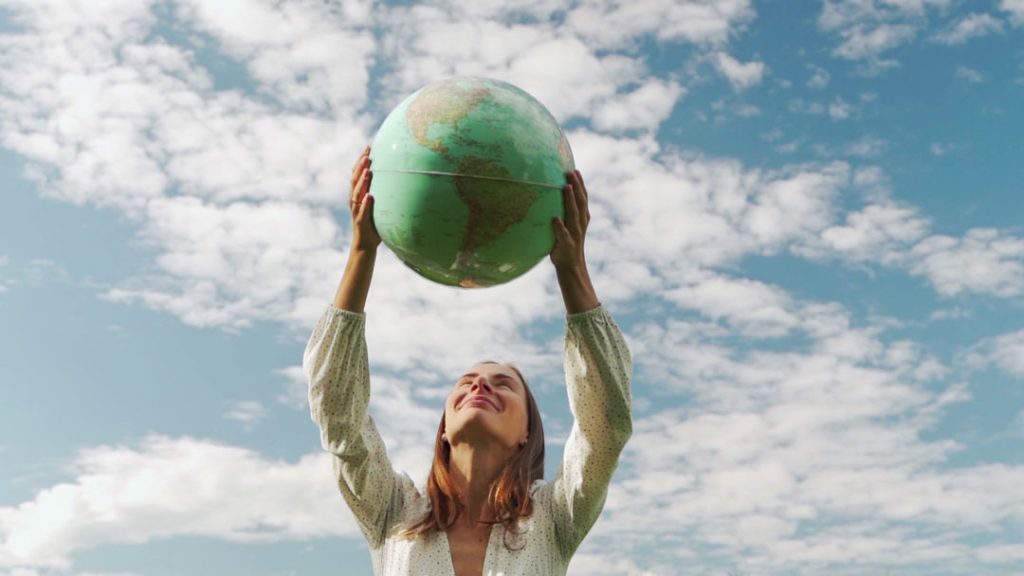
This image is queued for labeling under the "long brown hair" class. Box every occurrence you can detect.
[401,363,545,549]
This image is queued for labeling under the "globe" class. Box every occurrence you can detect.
[368,77,575,288]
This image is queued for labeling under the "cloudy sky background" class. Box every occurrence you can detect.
[2,0,1023,574]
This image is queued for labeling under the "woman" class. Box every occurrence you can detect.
[304,147,632,575]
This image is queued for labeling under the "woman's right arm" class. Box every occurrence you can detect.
[304,148,410,547]
[305,306,402,548]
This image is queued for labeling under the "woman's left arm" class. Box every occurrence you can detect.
[548,169,633,555]
[553,306,632,556]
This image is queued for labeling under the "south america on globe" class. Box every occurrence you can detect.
[368,77,575,288]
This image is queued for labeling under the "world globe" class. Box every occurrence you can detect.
[368,77,575,288]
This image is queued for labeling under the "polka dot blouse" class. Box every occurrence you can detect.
[303,305,632,575]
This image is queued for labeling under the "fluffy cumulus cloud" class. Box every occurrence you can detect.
[569,131,851,280]
[591,79,686,134]
[817,0,954,69]
[578,307,1024,574]
[173,0,376,113]
[0,436,355,570]
[564,0,755,50]
[910,228,1024,297]
[965,329,1024,378]
[955,65,985,83]
[810,197,931,265]
[713,52,766,91]
[1001,0,1024,25]
[932,12,1004,44]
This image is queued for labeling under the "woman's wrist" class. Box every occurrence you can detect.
[349,243,379,258]
[555,261,600,315]
[334,245,378,313]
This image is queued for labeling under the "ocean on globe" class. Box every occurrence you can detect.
[368,77,575,288]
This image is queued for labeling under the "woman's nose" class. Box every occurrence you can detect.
[471,376,493,392]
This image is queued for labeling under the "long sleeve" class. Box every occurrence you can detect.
[549,305,632,558]
[303,306,409,549]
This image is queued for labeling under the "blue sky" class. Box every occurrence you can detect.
[1,0,1023,574]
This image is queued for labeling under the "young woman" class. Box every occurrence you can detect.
[304,147,632,575]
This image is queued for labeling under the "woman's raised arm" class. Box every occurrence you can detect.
[546,169,633,555]
[306,148,416,549]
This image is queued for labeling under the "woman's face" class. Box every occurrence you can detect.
[444,363,530,450]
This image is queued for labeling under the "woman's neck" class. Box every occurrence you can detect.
[448,441,515,523]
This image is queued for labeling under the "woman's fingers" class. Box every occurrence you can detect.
[571,170,590,226]
[563,170,589,237]
[349,147,371,201]
[351,146,369,176]
[355,191,372,223]
[562,183,578,232]
[351,162,372,214]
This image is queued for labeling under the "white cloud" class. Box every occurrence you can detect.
[833,23,917,61]
[714,52,766,91]
[372,4,701,136]
[223,400,267,427]
[911,228,1024,297]
[666,273,799,338]
[788,96,868,121]
[276,365,309,410]
[933,13,1004,44]
[828,97,853,120]
[965,329,1024,378]
[591,79,685,133]
[103,197,344,330]
[0,0,370,217]
[576,307,1024,572]
[1001,0,1024,25]
[807,64,831,89]
[955,65,985,83]
[0,436,355,569]
[977,543,1024,563]
[565,0,755,50]
[174,0,377,113]
[813,198,930,265]
[817,0,952,67]
[567,131,853,301]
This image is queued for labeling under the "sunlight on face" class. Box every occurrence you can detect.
[443,363,530,450]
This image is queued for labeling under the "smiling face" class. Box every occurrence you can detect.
[443,362,530,451]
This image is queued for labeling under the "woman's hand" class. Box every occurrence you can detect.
[550,170,589,270]
[333,147,380,313]
[349,146,380,252]
[551,169,599,314]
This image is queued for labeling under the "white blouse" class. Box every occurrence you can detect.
[304,305,632,575]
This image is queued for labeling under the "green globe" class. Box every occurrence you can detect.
[369,77,574,288]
